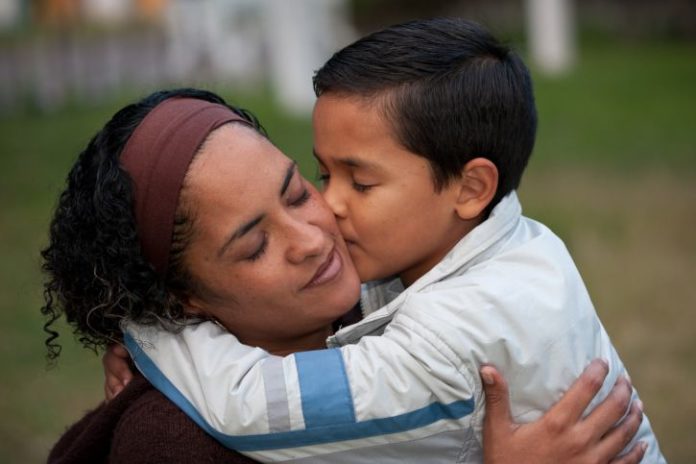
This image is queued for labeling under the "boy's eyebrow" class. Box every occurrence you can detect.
[218,161,296,257]
[312,149,381,171]
[312,148,325,164]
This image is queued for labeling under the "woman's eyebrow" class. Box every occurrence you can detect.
[217,161,297,258]
[279,161,297,196]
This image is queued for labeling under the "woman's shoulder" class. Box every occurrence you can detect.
[110,377,258,464]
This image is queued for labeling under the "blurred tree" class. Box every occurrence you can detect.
[33,0,80,27]
[348,0,696,39]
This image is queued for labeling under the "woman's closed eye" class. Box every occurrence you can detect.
[246,234,268,261]
[289,188,310,207]
[246,185,309,262]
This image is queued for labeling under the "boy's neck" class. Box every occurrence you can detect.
[398,216,483,287]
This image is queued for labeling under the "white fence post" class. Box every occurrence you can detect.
[264,0,354,115]
[526,0,576,75]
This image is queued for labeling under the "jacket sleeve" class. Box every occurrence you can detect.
[124,308,480,462]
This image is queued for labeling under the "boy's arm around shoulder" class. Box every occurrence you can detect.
[125,322,272,439]
[124,312,481,460]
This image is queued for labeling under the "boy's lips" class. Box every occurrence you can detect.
[344,239,360,254]
[340,234,357,247]
[303,246,342,289]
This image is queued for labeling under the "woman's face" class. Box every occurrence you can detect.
[181,124,361,354]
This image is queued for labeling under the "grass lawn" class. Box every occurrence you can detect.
[0,40,694,463]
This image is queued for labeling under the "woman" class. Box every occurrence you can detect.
[43,89,645,463]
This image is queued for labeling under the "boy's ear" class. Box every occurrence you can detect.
[453,158,498,220]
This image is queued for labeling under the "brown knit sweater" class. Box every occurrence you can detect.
[48,374,259,464]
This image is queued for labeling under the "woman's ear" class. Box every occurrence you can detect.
[179,292,208,318]
[454,158,498,220]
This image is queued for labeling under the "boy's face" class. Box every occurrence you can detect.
[312,94,467,286]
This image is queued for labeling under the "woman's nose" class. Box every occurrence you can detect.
[285,219,325,264]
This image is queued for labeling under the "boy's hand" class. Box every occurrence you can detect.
[481,359,646,464]
[103,343,134,402]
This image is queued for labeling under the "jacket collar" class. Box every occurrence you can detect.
[327,192,522,347]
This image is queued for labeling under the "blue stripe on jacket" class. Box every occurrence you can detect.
[124,332,475,451]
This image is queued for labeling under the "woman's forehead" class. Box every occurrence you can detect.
[185,125,292,210]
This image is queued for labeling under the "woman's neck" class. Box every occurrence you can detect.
[242,325,334,357]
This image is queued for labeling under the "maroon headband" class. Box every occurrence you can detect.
[120,97,250,276]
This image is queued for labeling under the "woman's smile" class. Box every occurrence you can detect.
[303,245,343,290]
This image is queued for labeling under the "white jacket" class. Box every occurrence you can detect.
[125,192,665,463]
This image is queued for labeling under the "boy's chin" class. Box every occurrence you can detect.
[356,267,394,284]
[348,249,397,282]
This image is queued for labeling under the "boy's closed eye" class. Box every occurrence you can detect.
[316,171,330,186]
[316,170,375,193]
[351,180,374,193]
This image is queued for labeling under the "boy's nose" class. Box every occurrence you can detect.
[285,220,325,264]
[322,184,348,219]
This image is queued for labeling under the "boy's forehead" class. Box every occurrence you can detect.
[313,94,430,173]
[314,93,392,135]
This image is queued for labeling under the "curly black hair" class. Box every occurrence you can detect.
[40,88,266,362]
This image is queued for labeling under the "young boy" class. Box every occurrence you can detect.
[124,18,665,463]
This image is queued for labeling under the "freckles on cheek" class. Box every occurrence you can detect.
[313,204,338,232]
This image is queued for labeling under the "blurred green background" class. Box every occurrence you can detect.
[1,2,696,463]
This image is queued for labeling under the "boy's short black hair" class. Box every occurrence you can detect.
[313,18,537,209]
